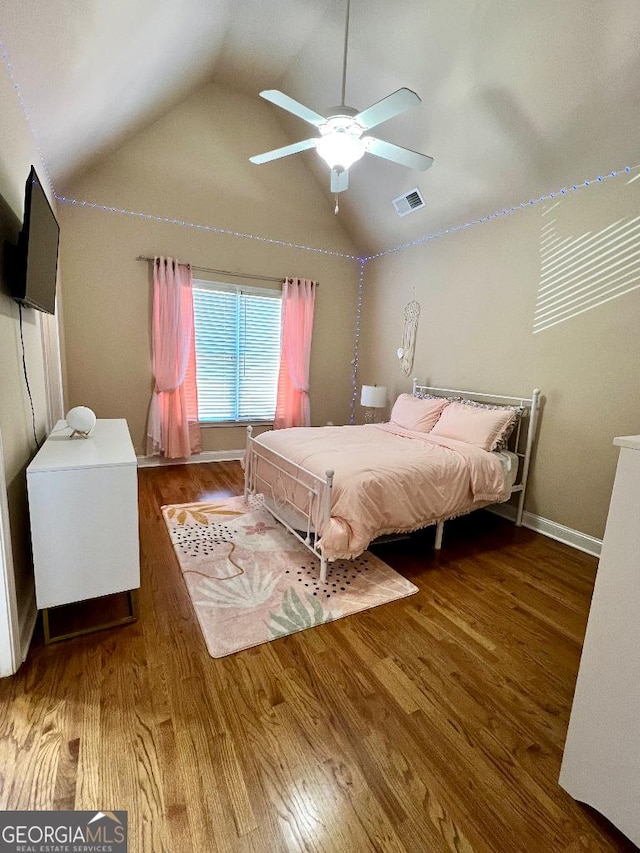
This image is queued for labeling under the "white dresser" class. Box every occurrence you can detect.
[27,419,140,641]
[559,435,640,846]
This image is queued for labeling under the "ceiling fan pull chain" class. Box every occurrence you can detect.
[335,194,340,215]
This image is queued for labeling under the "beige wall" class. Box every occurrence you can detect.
[359,173,640,540]
[60,82,360,455]
[0,66,61,641]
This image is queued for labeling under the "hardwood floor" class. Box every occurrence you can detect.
[0,461,636,852]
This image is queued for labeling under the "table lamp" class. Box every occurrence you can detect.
[66,406,96,438]
[360,385,387,423]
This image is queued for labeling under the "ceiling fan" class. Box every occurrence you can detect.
[249,0,434,197]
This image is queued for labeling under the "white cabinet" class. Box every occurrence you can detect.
[559,435,640,846]
[27,419,139,641]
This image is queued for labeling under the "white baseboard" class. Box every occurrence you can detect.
[488,504,602,558]
[137,450,244,468]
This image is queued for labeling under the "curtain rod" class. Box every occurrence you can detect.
[136,255,318,285]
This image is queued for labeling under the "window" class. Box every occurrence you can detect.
[192,280,282,423]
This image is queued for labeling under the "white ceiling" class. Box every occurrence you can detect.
[3,0,640,252]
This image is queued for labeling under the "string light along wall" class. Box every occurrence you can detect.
[0,38,55,196]
[3,30,638,413]
[363,166,638,261]
[52,196,360,260]
[348,260,366,423]
[54,166,639,265]
[51,166,640,268]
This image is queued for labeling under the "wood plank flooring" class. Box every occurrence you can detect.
[0,461,636,852]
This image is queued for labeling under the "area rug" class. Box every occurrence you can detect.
[161,494,418,658]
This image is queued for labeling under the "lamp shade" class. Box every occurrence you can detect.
[360,385,387,408]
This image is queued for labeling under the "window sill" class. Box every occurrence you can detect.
[198,421,274,429]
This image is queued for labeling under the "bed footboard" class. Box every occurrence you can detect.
[244,426,334,582]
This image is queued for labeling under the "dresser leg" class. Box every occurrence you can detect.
[42,608,52,645]
[128,588,138,620]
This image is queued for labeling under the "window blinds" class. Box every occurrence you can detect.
[192,281,282,422]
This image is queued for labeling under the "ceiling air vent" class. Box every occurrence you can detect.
[392,187,426,217]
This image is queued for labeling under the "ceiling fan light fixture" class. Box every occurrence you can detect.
[249,0,433,198]
[316,120,366,171]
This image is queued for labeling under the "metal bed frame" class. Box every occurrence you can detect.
[244,382,541,582]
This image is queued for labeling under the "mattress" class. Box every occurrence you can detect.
[495,449,520,490]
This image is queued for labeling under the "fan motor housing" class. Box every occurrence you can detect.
[325,105,359,118]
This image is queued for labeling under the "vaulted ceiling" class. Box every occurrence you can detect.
[3,0,639,252]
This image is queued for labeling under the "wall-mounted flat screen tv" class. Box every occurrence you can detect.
[10,166,60,315]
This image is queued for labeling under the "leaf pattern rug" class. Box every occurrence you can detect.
[162,494,418,658]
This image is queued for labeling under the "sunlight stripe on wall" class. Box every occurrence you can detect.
[533,216,640,333]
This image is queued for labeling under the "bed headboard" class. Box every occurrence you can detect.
[412,379,541,526]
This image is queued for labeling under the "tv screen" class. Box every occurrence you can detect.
[12,166,60,315]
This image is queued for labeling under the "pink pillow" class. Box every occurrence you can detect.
[390,394,450,432]
[430,401,516,451]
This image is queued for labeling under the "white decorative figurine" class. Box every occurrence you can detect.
[66,406,97,438]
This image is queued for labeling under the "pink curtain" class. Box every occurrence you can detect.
[147,257,201,458]
[274,277,317,429]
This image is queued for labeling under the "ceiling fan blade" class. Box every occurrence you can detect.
[250,138,318,164]
[365,137,434,171]
[259,90,326,127]
[354,88,422,130]
[330,169,349,193]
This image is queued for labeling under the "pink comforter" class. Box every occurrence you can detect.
[254,423,511,560]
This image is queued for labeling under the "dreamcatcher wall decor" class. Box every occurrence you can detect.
[396,300,420,376]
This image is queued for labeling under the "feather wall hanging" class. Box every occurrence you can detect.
[396,300,420,376]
